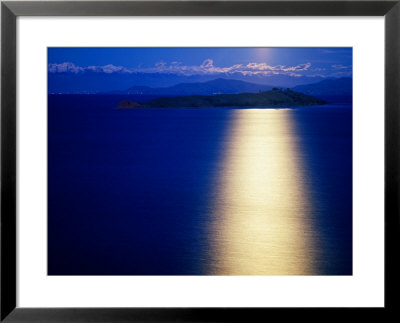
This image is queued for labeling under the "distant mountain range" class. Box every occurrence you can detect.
[118,88,327,108]
[48,71,330,94]
[48,73,352,104]
[113,77,352,104]
[292,77,352,103]
[111,78,273,96]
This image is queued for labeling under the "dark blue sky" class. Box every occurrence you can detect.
[48,47,352,78]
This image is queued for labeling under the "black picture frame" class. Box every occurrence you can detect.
[1,1,399,321]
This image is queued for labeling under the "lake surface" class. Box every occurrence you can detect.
[48,95,352,275]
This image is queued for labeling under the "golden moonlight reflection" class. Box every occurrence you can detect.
[206,109,320,275]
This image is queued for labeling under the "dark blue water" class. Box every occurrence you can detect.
[48,95,352,275]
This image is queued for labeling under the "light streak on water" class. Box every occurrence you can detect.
[206,109,321,275]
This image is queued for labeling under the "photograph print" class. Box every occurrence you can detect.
[48,47,352,275]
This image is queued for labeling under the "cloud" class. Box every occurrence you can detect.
[130,59,312,76]
[87,64,131,73]
[48,59,316,77]
[329,71,353,78]
[48,62,85,73]
[332,64,352,70]
[310,67,326,72]
[282,62,311,72]
[200,59,214,68]
[48,62,131,74]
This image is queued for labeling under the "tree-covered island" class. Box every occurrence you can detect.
[117,88,327,108]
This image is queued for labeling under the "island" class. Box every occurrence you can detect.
[117,88,327,109]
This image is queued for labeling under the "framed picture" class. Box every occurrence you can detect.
[1,0,399,321]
